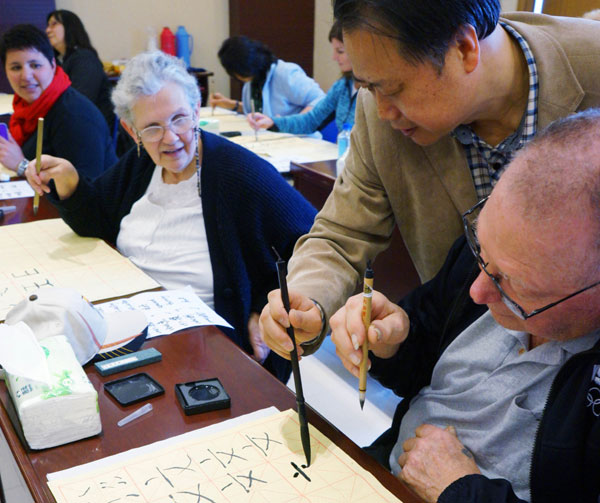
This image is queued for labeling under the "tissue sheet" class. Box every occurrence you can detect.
[6,335,102,449]
[0,322,51,384]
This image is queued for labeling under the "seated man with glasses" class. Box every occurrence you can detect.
[330,108,600,503]
[25,51,317,383]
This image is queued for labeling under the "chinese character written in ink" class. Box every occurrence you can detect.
[206,448,247,468]
[220,470,267,494]
[168,483,216,503]
[144,455,195,488]
[22,278,54,291]
[242,432,282,456]
[291,461,312,482]
[11,268,40,278]
[99,475,129,490]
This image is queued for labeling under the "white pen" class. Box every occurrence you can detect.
[117,402,153,427]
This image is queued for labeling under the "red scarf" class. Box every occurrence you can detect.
[9,66,71,146]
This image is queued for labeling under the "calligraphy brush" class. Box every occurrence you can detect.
[272,246,311,467]
[33,118,44,215]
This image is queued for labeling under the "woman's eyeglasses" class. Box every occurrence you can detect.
[137,116,195,143]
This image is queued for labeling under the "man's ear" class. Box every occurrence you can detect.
[453,24,480,74]
[120,119,138,143]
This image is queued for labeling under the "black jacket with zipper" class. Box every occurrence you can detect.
[367,235,600,503]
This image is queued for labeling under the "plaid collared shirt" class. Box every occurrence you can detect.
[452,23,539,199]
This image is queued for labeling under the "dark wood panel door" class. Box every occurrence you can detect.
[227,0,315,99]
[542,0,600,16]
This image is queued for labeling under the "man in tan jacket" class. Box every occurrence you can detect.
[260,0,600,359]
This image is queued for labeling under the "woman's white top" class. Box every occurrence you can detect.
[116,165,214,308]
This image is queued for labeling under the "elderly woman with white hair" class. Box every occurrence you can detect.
[26,51,316,381]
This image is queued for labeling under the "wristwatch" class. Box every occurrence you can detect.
[17,158,29,177]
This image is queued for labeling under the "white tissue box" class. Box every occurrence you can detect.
[6,335,102,449]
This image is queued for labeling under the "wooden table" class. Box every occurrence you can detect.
[0,192,59,226]
[0,326,422,503]
[0,194,423,503]
[290,159,421,302]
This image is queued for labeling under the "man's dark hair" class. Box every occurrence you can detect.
[217,35,277,81]
[333,0,500,69]
[0,24,55,66]
[47,9,98,58]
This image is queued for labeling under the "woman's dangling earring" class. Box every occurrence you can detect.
[195,126,201,197]
[137,142,141,158]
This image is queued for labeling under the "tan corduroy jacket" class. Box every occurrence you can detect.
[288,13,600,343]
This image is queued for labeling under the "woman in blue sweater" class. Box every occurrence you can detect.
[247,22,358,135]
[25,51,316,382]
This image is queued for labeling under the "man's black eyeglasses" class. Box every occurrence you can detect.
[462,196,600,320]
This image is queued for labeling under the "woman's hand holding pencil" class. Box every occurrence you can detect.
[25,154,80,201]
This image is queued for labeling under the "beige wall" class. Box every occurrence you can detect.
[55,0,524,102]
[55,0,230,101]
[312,0,526,93]
[501,0,520,11]
[313,0,338,92]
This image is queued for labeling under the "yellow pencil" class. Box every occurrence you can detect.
[33,118,44,216]
[359,260,373,409]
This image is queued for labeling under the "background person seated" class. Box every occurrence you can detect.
[209,35,324,117]
[26,51,316,382]
[0,24,116,179]
[248,21,358,136]
[330,109,600,503]
[46,9,115,132]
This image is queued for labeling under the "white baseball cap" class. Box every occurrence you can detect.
[5,288,148,365]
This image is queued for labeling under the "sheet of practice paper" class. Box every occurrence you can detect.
[199,106,254,132]
[0,180,34,199]
[0,219,159,320]
[47,408,401,503]
[0,163,17,179]
[48,408,279,481]
[199,106,236,117]
[230,134,338,173]
[95,286,233,338]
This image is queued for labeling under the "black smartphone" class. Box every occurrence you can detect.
[221,131,242,138]
[104,372,164,406]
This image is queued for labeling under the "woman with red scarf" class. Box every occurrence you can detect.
[0,24,116,178]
